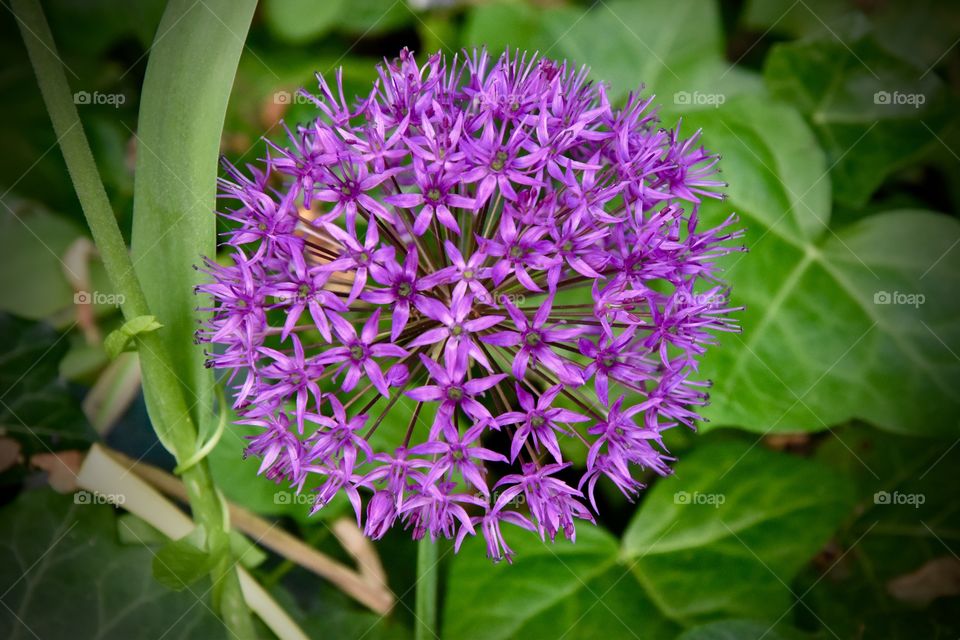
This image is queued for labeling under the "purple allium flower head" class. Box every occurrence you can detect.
[199,48,744,563]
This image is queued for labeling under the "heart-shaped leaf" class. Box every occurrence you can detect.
[764,32,953,208]
[685,97,960,436]
[622,440,854,624]
[0,490,222,639]
[797,426,960,638]
[444,525,679,640]
[0,314,96,453]
[444,440,854,635]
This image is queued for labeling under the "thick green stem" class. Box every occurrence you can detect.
[415,537,440,640]
[13,1,254,637]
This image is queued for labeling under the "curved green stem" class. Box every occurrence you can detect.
[13,1,255,637]
[415,537,440,640]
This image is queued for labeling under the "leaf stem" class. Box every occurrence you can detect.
[415,536,440,640]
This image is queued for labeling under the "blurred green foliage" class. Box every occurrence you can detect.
[1,0,958,639]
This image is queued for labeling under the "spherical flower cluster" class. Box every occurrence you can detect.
[199,48,744,562]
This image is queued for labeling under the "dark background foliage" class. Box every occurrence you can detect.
[1,1,958,638]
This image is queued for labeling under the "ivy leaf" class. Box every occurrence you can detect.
[684,97,960,436]
[764,31,953,208]
[741,0,861,39]
[743,0,960,70]
[621,440,854,625]
[443,525,680,640]
[0,313,96,453]
[549,0,722,99]
[870,0,960,69]
[702,206,960,436]
[677,619,809,640]
[270,580,412,640]
[0,489,222,639]
[795,427,960,638]
[463,0,763,106]
[117,512,168,545]
[444,440,854,635]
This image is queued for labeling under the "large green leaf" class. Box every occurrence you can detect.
[764,32,953,207]
[443,525,679,640]
[462,0,763,105]
[741,0,860,39]
[685,97,960,436]
[550,0,723,98]
[870,0,960,69]
[703,206,960,435]
[0,489,222,639]
[268,580,411,640]
[0,314,96,453]
[743,0,960,70]
[444,439,854,636]
[131,0,257,441]
[622,440,854,625]
[794,427,960,638]
[676,619,808,640]
[687,96,831,240]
